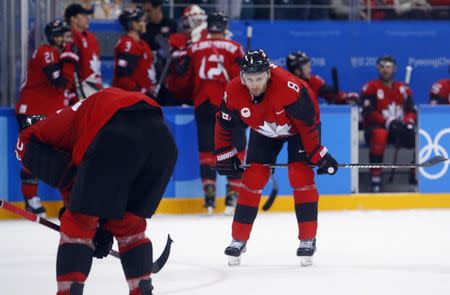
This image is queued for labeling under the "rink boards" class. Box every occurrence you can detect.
[0,105,449,218]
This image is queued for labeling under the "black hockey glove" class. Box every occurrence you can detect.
[214,147,243,177]
[310,146,338,175]
[93,223,114,259]
[389,119,415,148]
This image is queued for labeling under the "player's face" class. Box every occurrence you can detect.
[135,17,147,34]
[144,4,160,23]
[73,14,90,31]
[300,62,312,79]
[242,71,269,97]
[63,31,73,44]
[53,35,64,48]
[377,61,396,81]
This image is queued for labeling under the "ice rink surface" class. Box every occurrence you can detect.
[1,210,450,294]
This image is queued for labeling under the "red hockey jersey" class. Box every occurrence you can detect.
[18,87,160,167]
[361,79,416,128]
[72,29,102,88]
[165,32,193,100]
[215,65,322,157]
[307,74,348,104]
[112,35,156,93]
[430,79,450,105]
[16,44,72,116]
[187,38,244,107]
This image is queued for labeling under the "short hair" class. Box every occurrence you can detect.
[144,0,163,7]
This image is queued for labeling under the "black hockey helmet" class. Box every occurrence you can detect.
[207,11,228,33]
[119,8,145,31]
[240,49,271,74]
[376,55,397,65]
[286,51,310,73]
[45,19,68,45]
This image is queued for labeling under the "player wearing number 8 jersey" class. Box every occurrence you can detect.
[214,49,339,266]
[179,12,246,214]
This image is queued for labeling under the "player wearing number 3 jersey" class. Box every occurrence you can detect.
[214,49,339,267]
[178,12,246,214]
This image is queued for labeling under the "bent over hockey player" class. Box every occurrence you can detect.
[214,49,339,266]
[16,87,178,295]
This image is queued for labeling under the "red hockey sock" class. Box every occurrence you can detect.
[289,162,319,240]
[232,164,270,241]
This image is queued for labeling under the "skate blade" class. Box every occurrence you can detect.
[207,206,214,215]
[228,255,241,266]
[224,206,235,216]
[299,256,313,267]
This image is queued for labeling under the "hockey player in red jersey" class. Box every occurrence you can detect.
[215,49,338,266]
[15,19,76,217]
[286,51,359,104]
[360,56,417,192]
[165,4,207,101]
[16,87,178,295]
[112,8,156,94]
[429,78,450,104]
[179,12,247,214]
[64,3,102,98]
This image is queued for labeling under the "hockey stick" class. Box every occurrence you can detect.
[245,22,253,50]
[262,170,279,211]
[331,66,339,103]
[152,35,172,98]
[240,155,448,169]
[0,200,172,274]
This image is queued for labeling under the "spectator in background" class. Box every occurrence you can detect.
[141,0,178,104]
[92,0,123,19]
[392,0,431,18]
[276,0,330,19]
[429,0,450,19]
[331,0,368,19]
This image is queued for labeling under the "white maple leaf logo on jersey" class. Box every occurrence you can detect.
[256,121,292,138]
[382,102,404,120]
[89,54,101,76]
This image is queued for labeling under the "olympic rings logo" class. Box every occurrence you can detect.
[419,128,450,180]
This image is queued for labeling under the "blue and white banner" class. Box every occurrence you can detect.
[418,105,450,193]
[0,105,354,202]
[92,21,450,105]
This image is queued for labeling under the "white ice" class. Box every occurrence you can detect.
[2,210,450,295]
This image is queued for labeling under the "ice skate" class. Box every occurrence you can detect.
[297,239,316,266]
[25,196,46,217]
[224,185,237,216]
[203,184,216,215]
[225,240,246,266]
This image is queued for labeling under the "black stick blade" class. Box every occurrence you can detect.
[152,234,174,274]
[262,174,279,211]
[420,155,448,167]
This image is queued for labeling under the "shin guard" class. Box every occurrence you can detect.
[289,163,319,240]
[232,164,270,241]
